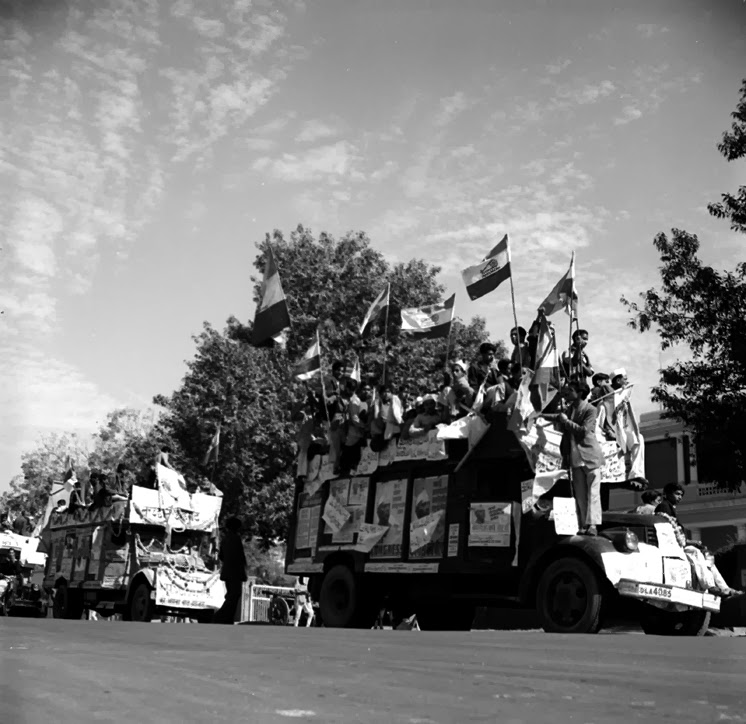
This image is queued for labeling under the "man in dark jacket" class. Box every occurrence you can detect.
[550,381,606,536]
[214,517,247,624]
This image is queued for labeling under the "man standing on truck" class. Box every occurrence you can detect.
[549,381,605,536]
[214,516,247,624]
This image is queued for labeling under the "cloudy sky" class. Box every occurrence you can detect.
[1,0,745,488]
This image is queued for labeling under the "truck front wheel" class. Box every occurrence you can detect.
[536,557,604,634]
[129,582,155,623]
[639,607,710,636]
[319,564,364,628]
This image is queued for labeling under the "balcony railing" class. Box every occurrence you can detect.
[696,482,746,499]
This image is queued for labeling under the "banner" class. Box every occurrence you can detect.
[154,566,225,610]
[129,486,222,532]
[395,430,445,462]
[468,502,512,547]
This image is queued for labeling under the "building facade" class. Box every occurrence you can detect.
[608,411,746,552]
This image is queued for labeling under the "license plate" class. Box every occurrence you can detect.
[636,583,672,600]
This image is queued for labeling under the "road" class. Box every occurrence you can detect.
[1,620,745,724]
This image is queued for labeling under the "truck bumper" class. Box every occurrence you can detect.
[617,578,721,612]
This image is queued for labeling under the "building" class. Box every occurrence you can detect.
[608,410,746,552]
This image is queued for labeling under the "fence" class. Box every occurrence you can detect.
[237,579,296,624]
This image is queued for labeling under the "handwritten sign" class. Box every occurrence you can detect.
[552,497,579,535]
[654,521,683,556]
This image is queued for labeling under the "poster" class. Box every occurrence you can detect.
[348,477,369,507]
[356,524,388,552]
[333,506,365,544]
[295,507,312,551]
[552,497,579,535]
[295,490,323,551]
[468,502,512,547]
[323,495,351,534]
[353,446,379,475]
[447,524,460,557]
[654,521,683,556]
[520,478,535,514]
[378,439,397,467]
[409,475,448,558]
[370,479,408,558]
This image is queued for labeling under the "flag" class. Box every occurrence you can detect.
[529,314,560,412]
[359,284,390,337]
[400,294,455,339]
[460,234,511,301]
[203,424,221,466]
[342,358,361,383]
[294,332,322,381]
[252,245,291,346]
[538,252,578,318]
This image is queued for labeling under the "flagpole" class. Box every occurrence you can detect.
[317,327,331,427]
[381,282,391,385]
[567,251,575,382]
[506,237,523,369]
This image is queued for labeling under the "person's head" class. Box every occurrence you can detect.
[563,380,590,403]
[572,329,589,349]
[378,383,392,402]
[510,326,527,345]
[161,445,172,455]
[641,489,662,506]
[663,482,685,504]
[591,372,610,388]
[225,516,242,533]
[331,361,344,379]
[451,360,467,379]
[497,359,510,376]
[358,380,372,402]
[422,395,437,414]
[611,368,627,389]
[116,463,126,474]
[478,342,496,364]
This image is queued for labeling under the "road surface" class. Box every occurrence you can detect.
[1,619,744,723]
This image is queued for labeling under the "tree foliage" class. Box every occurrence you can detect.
[622,79,746,490]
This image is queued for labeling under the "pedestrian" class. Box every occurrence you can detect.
[214,517,247,624]
[293,576,314,627]
[545,381,605,536]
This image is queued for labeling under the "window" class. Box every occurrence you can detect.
[645,438,679,487]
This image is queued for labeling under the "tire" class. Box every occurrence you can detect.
[640,607,711,636]
[536,557,604,634]
[417,603,475,631]
[269,595,290,625]
[129,582,155,623]
[319,564,373,628]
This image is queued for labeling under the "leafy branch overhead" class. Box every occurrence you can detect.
[622,78,746,491]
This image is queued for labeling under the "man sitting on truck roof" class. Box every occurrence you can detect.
[407,395,442,438]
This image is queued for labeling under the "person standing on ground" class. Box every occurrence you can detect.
[293,576,314,627]
[546,381,605,536]
[214,517,247,624]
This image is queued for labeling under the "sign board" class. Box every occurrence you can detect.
[468,502,511,547]
[154,567,225,610]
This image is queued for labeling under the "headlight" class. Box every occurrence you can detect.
[624,529,639,552]
[32,583,40,591]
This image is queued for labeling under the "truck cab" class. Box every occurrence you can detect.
[285,419,720,634]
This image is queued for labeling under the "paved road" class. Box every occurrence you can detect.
[1,619,745,724]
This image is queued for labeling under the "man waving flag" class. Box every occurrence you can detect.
[538,252,578,318]
[252,245,291,347]
[461,234,511,301]
[359,283,390,337]
[400,294,455,339]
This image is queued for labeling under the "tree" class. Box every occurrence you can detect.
[622,79,746,490]
[156,228,505,545]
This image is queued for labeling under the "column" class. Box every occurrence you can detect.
[736,523,746,543]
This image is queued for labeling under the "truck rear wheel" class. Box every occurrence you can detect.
[536,557,604,634]
[129,582,155,623]
[640,607,711,636]
[319,564,376,628]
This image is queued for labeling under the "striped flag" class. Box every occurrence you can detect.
[294,331,322,381]
[252,245,291,346]
[529,315,560,412]
[342,357,361,383]
[460,234,511,301]
[359,284,390,337]
[203,424,221,465]
[400,294,455,339]
[538,252,578,318]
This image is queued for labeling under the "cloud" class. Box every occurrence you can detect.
[614,105,643,125]
[636,24,670,39]
[555,80,616,106]
[546,59,572,75]
[295,119,342,143]
[253,141,358,182]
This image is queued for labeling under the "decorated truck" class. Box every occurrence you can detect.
[41,466,225,622]
[285,387,721,635]
[0,531,48,617]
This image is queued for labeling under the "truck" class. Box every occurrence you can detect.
[284,407,721,635]
[41,466,225,622]
[0,531,48,617]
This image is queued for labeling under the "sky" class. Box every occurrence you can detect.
[1,0,745,490]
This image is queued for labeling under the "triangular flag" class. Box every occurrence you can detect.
[294,332,322,381]
[203,424,221,466]
[252,245,291,346]
[538,252,577,318]
[461,235,511,301]
[359,284,390,337]
[400,294,455,339]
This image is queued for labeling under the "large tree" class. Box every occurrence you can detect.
[622,79,746,490]
[157,228,504,544]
